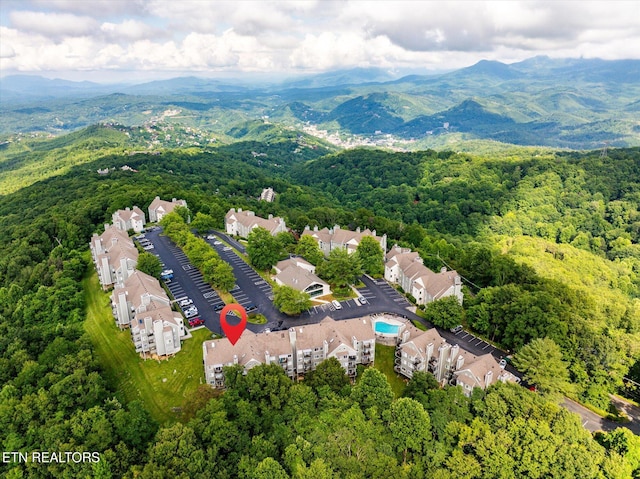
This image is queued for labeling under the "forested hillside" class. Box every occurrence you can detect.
[292,146,640,407]
[0,131,639,477]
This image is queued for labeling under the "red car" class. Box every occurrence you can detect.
[188,318,204,327]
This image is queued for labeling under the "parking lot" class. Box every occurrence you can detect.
[205,235,287,331]
[141,228,507,364]
[139,229,228,335]
[450,328,497,355]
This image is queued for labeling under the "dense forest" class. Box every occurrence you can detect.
[0,131,639,477]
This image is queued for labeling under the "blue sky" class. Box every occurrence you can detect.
[1,1,639,82]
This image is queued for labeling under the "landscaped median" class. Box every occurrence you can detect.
[83,271,211,424]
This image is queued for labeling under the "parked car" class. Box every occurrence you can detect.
[143,245,155,250]
[358,296,367,304]
[332,300,342,310]
[499,358,507,369]
[207,235,216,240]
[179,298,193,307]
[450,325,463,333]
[184,309,198,319]
[161,269,174,276]
[189,318,204,327]
[161,273,173,280]
[214,241,222,245]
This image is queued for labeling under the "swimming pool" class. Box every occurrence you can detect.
[375,321,401,334]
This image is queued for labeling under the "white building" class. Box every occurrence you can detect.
[302,225,387,257]
[385,245,463,305]
[273,257,331,298]
[203,317,375,388]
[148,196,187,223]
[112,206,146,233]
[225,208,287,237]
[90,225,138,289]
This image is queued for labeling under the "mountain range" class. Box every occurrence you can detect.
[1,56,639,149]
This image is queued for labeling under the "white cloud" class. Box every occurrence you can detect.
[100,19,163,43]
[1,1,639,79]
[9,11,98,40]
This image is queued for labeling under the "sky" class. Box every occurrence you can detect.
[1,0,639,83]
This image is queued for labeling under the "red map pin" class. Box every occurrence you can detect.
[219,303,247,345]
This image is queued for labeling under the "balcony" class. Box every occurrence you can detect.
[395,349,402,358]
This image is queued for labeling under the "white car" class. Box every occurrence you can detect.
[207,235,216,240]
[184,309,198,319]
[179,298,193,307]
[332,300,342,310]
[143,245,155,250]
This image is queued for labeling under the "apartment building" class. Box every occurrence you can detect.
[112,206,146,233]
[225,208,287,237]
[111,270,171,328]
[130,303,185,357]
[259,187,276,202]
[90,224,138,289]
[385,245,463,305]
[302,225,387,257]
[273,257,331,298]
[203,317,376,388]
[111,270,186,357]
[148,196,188,222]
[394,323,518,396]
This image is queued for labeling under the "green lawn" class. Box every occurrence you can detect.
[83,272,211,424]
[374,344,407,397]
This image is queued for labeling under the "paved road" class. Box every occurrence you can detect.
[143,228,227,335]
[561,398,633,434]
[152,227,518,372]
[609,395,640,435]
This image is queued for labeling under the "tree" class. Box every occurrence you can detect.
[513,337,573,399]
[212,261,235,292]
[350,368,394,415]
[136,252,162,279]
[403,370,439,403]
[253,457,290,479]
[295,235,324,266]
[276,231,296,253]
[388,397,431,464]
[174,205,191,223]
[316,248,362,293]
[304,357,350,394]
[190,212,217,233]
[247,227,282,271]
[273,284,312,316]
[355,236,384,277]
[422,296,464,330]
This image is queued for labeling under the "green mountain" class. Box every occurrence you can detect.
[2,56,639,148]
[1,128,639,477]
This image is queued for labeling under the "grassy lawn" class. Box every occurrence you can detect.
[83,271,211,424]
[374,343,407,397]
[411,319,427,331]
